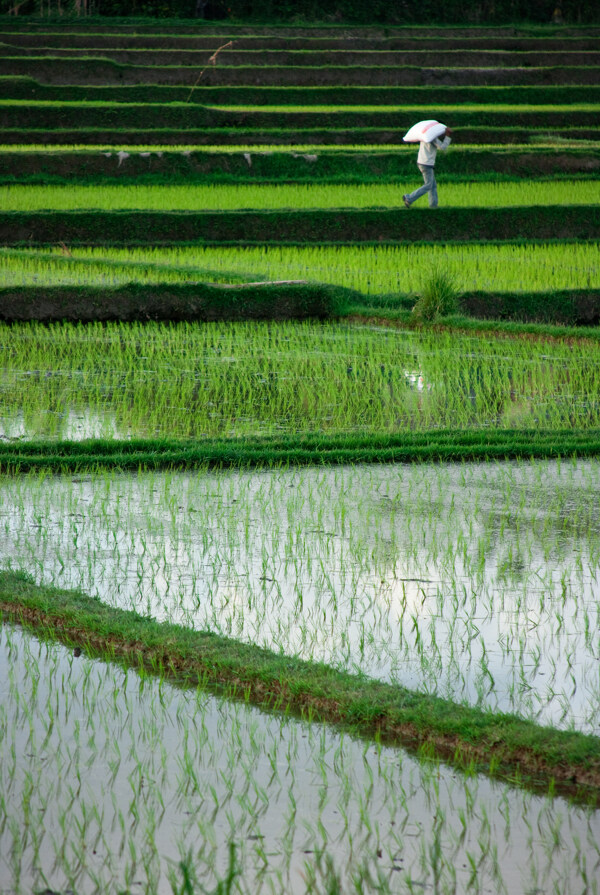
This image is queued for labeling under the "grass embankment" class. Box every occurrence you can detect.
[2,57,598,87]
[4,102,600,131]
[4,34,600,50]
[2,430,600,472]
[0,147,597,184]
[5,77,600,105]
[3,285,600,327]
[0,282,351,321]
[2,206,599,244]
[2,128,598,146]
[1,569,599,804]
[3,48,597,67]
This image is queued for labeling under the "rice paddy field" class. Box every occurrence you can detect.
[1,15,600,895]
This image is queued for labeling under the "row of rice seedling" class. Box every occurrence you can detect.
[1,622,598,894]
[2,458,600,733]
[13,241,596,294]
[3,179,600,212]
[0,246,254,286]
[3,319,600,440]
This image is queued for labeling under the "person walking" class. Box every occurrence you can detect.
[403,127,453,209]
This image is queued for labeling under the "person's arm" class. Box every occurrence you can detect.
[437,126,453,150]
[434,136,452,151]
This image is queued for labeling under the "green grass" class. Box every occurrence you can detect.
[1,569,599,803]
[2,180,600,211]
[2,430,600,472]
[6,241,596,294]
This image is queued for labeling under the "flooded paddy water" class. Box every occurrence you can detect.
[1,459,599,733]
[1,625,599,895]
[2,321,600,440]
[2,320,600,892]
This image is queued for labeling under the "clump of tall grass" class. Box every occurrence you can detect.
[412,265,462,322]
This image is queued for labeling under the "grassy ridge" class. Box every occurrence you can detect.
[4,34,600,49]
[0,281,353,321]
[3,284,600,327]
[3,127,598,146]
[0,148,597,185]
[3,48,598,67]
[2,430,600,472]
[1,570,599,804]
[3,57,599,86]
[1,22,600,34]
[5,77,600,105]
[4,102,600,131]
[2,206,598,244]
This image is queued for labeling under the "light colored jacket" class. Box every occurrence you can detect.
[417,136,451,166]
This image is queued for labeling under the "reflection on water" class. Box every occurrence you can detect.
[0,626,598,895]
[1,460,599,732]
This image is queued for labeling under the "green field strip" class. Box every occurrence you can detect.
[5,180,600,213]
[4,77,600,106]
[2,101,599,131]
[3,46,598,67]
[1,570,599,803]
[2,57,598,86]
[12,241,597,297]
[2,206,599,245]
[1,127,597,147]
[0,147,597,184]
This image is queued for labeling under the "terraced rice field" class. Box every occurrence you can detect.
[1,17,600,895]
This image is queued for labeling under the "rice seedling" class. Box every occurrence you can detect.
[2,320,600,442]
[9,241,597,295]
[2,179,600,212]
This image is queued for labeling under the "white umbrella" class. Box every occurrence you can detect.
[403,120,447,143]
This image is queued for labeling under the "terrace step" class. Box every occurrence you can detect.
[4,33,600,50]
[2,206,599,244]
[2,23,600,36]
[3,104,599,131]
[2,47,599,66]
[2,127,598,146]
[3,77,600,105]
[2,57,598,85]
[1,148,598,183]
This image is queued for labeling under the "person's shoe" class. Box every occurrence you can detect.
[403,195,411,208]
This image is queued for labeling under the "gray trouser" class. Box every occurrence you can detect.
[406,164,438,207]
